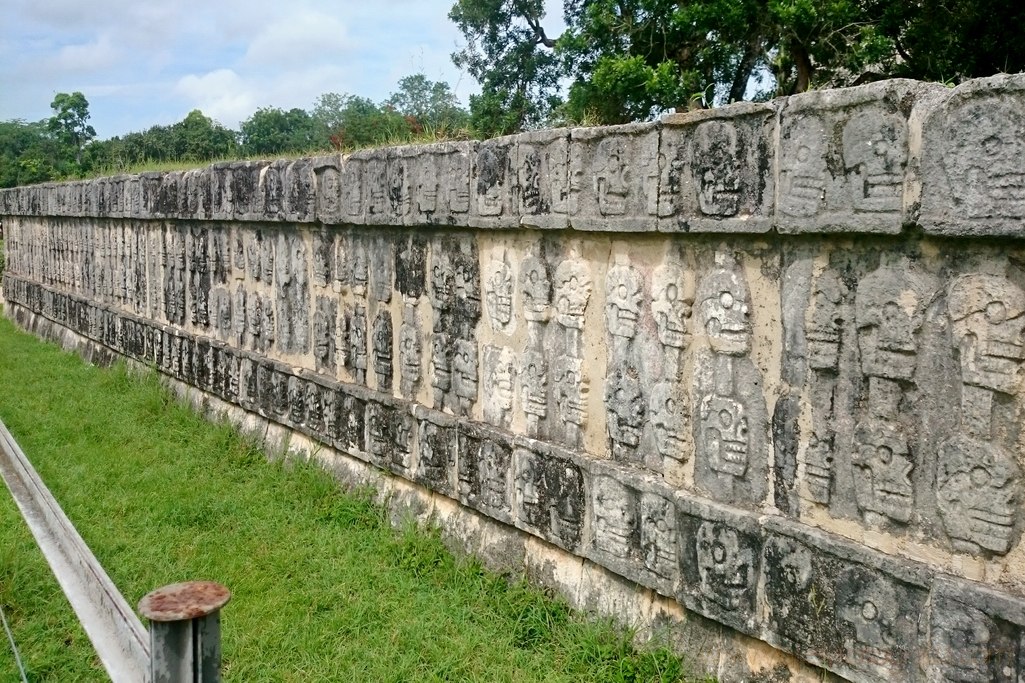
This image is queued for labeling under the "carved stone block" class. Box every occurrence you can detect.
[660,103,775,233]
[512,448,584,550]
[471,137,518,228]
[777,80,940,234]
[568,123,659,231]
[515,128,571,229]
[457,429,512,520]
[482,345,516,428]
[313,156,343,224]
[921,74,1025,236]
[372,311,393,391]
[416,421,455,494]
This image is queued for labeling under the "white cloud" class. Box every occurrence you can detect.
[174,69,256,127]
[243,10,354,68]
[40,34,121,73]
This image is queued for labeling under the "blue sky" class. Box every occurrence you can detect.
[0,0,565,139]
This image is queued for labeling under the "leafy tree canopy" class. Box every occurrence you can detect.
[451,0,1025,130]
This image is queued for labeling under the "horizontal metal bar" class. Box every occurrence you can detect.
[0,417,150,683]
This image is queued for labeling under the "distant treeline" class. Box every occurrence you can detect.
[0,75,470,188]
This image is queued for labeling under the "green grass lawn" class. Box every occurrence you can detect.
[0,309,712,682]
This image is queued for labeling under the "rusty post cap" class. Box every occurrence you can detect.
[138,581,231,622]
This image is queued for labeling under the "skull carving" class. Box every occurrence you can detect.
[605,255,644,339]
[605,365,645,454]
[514,449,544,527]
[928,594,995,683]
[475,146,506,216]
[595,137,630,216]
[521,351,548,420]
[651,264,692,349]
[592,476,637,556]
[520,255,552,322]
[640,494,676,579]
[554,357,587,426]
[650,381,688,463]
[944,100,1025,219]
[696,522,755,611]
[852,421,914,523]
[430,246,454,311]
[485,255,514,329]
[399,321,421,386]
[837,569,900,679]
[855,262,934,382]
[453,339,479,405]
[693,121,741,217]
[700,394,750,478]
[477,441,510,511]
[696,254,751,355]
[372,312,393,387]
[947,274,1025,395]
[807,269,848,371]
[554,255,592,330]
[937,434,1020,555]
[780,115,827,218]
[842,111,907,213]
[367,403,392,458]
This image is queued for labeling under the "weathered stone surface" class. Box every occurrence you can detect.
[660,103,775,233]
[11,75,1025,683]
[920,74,1025,237]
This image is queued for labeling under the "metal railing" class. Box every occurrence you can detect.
[0,417,228,682]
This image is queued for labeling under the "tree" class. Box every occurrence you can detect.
[0,120,60,187]
[451,0,1025,131]
[310,93,411,150]
[47,92,96,167]
[449,0,564,136]
[384,74,470,132]
[239,107,319,156]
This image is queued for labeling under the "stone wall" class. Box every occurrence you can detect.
[5,74,1025,682]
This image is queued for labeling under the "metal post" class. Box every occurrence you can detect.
[138,581,231,683]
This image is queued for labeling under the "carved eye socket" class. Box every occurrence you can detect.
[985,301,1007,324]
[970,466,991,487]
[713,543,727,563]
[718,409,733,428]
[862,601,878,621]
[720,292,735,309]
[876,445,893,465]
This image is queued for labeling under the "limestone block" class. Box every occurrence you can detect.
[230,161,267,221]
[920,73,1025,236]
[568,122,660,231]
[356,148,390,225]
[660,103,775,233]
[775,79,942,234]
[210,162,234,220]
[282,158,315,222]
[312,155,342,225]
[455,422,514,525]
[337,152,366,224]
[471,136,518,228]
[401,141,473,226]
[515,128,571,229]
[512,444,585,551]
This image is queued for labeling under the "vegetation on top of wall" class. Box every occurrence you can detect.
[0,315,715,682]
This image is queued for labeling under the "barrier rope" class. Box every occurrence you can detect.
[0,601,28,683]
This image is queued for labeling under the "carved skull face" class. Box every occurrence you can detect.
[520,255,552,322]
[842,112,907,213]
[948,274,1025,395]
[287,377,305,424]
[640,494,676,579]
[399,322,421,382]
[491,349,516,412]
[605,259,644,338]
[852,422,914,523]
[312,234,332,286]
[431,333,451,389]
[697,262,751,355]
[373,315,392,362]
[945,101,1025,219]
[367,404,391,457]
[476,147,505,216]
[696,522,754,610]
[313,311,331,365]
[651,382,687,460]
[554,258,592,330]
[593,477,637,555]
[478,441,509,509]
[701,394,750,477]
[453,340,479,399]
[316,166,340,218]
[486,257,514,327]
[519,147,542,212]
[305,383,323,430]
[693,121,741,217]
[856,264,933,382]
[350,240,368,292]
[606,366,645,448]
[807,270,847,371]
[929,596,992,682]
[514,449,543,523]
[555,359,587,426]
[350,309,367,367]
[803,432,834,503]
[430,249,454,310]
[780,116,827,218]
[595,138,629,216]
[838,571,898,678]
[389,159,412,216]
[937,435,1020,555]
[651,264,691,349]
[521,351,547,418]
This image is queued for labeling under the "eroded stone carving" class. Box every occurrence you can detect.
[842,111,907,214]
[605,365,645,464]
[483,345,516,428]
[372,311,393,391]
[650,381,690,472]
[313,296,337,373]
[592,476,637,557]
[452,338,479,416]
[696,253,751,355]
[554,356,588,448]
[651,263,691,352]
[640,493,676,580]
[554,251,592,332]
[520,254,552,323]
[836,568,906,680]
[485,251,514,332]
[696,521,756,611]
[780,115,828,218]
[349,305,368,384]
[399,316,422,398]
[605,255,644,339]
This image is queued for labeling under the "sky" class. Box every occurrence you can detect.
[0,0,564,139]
